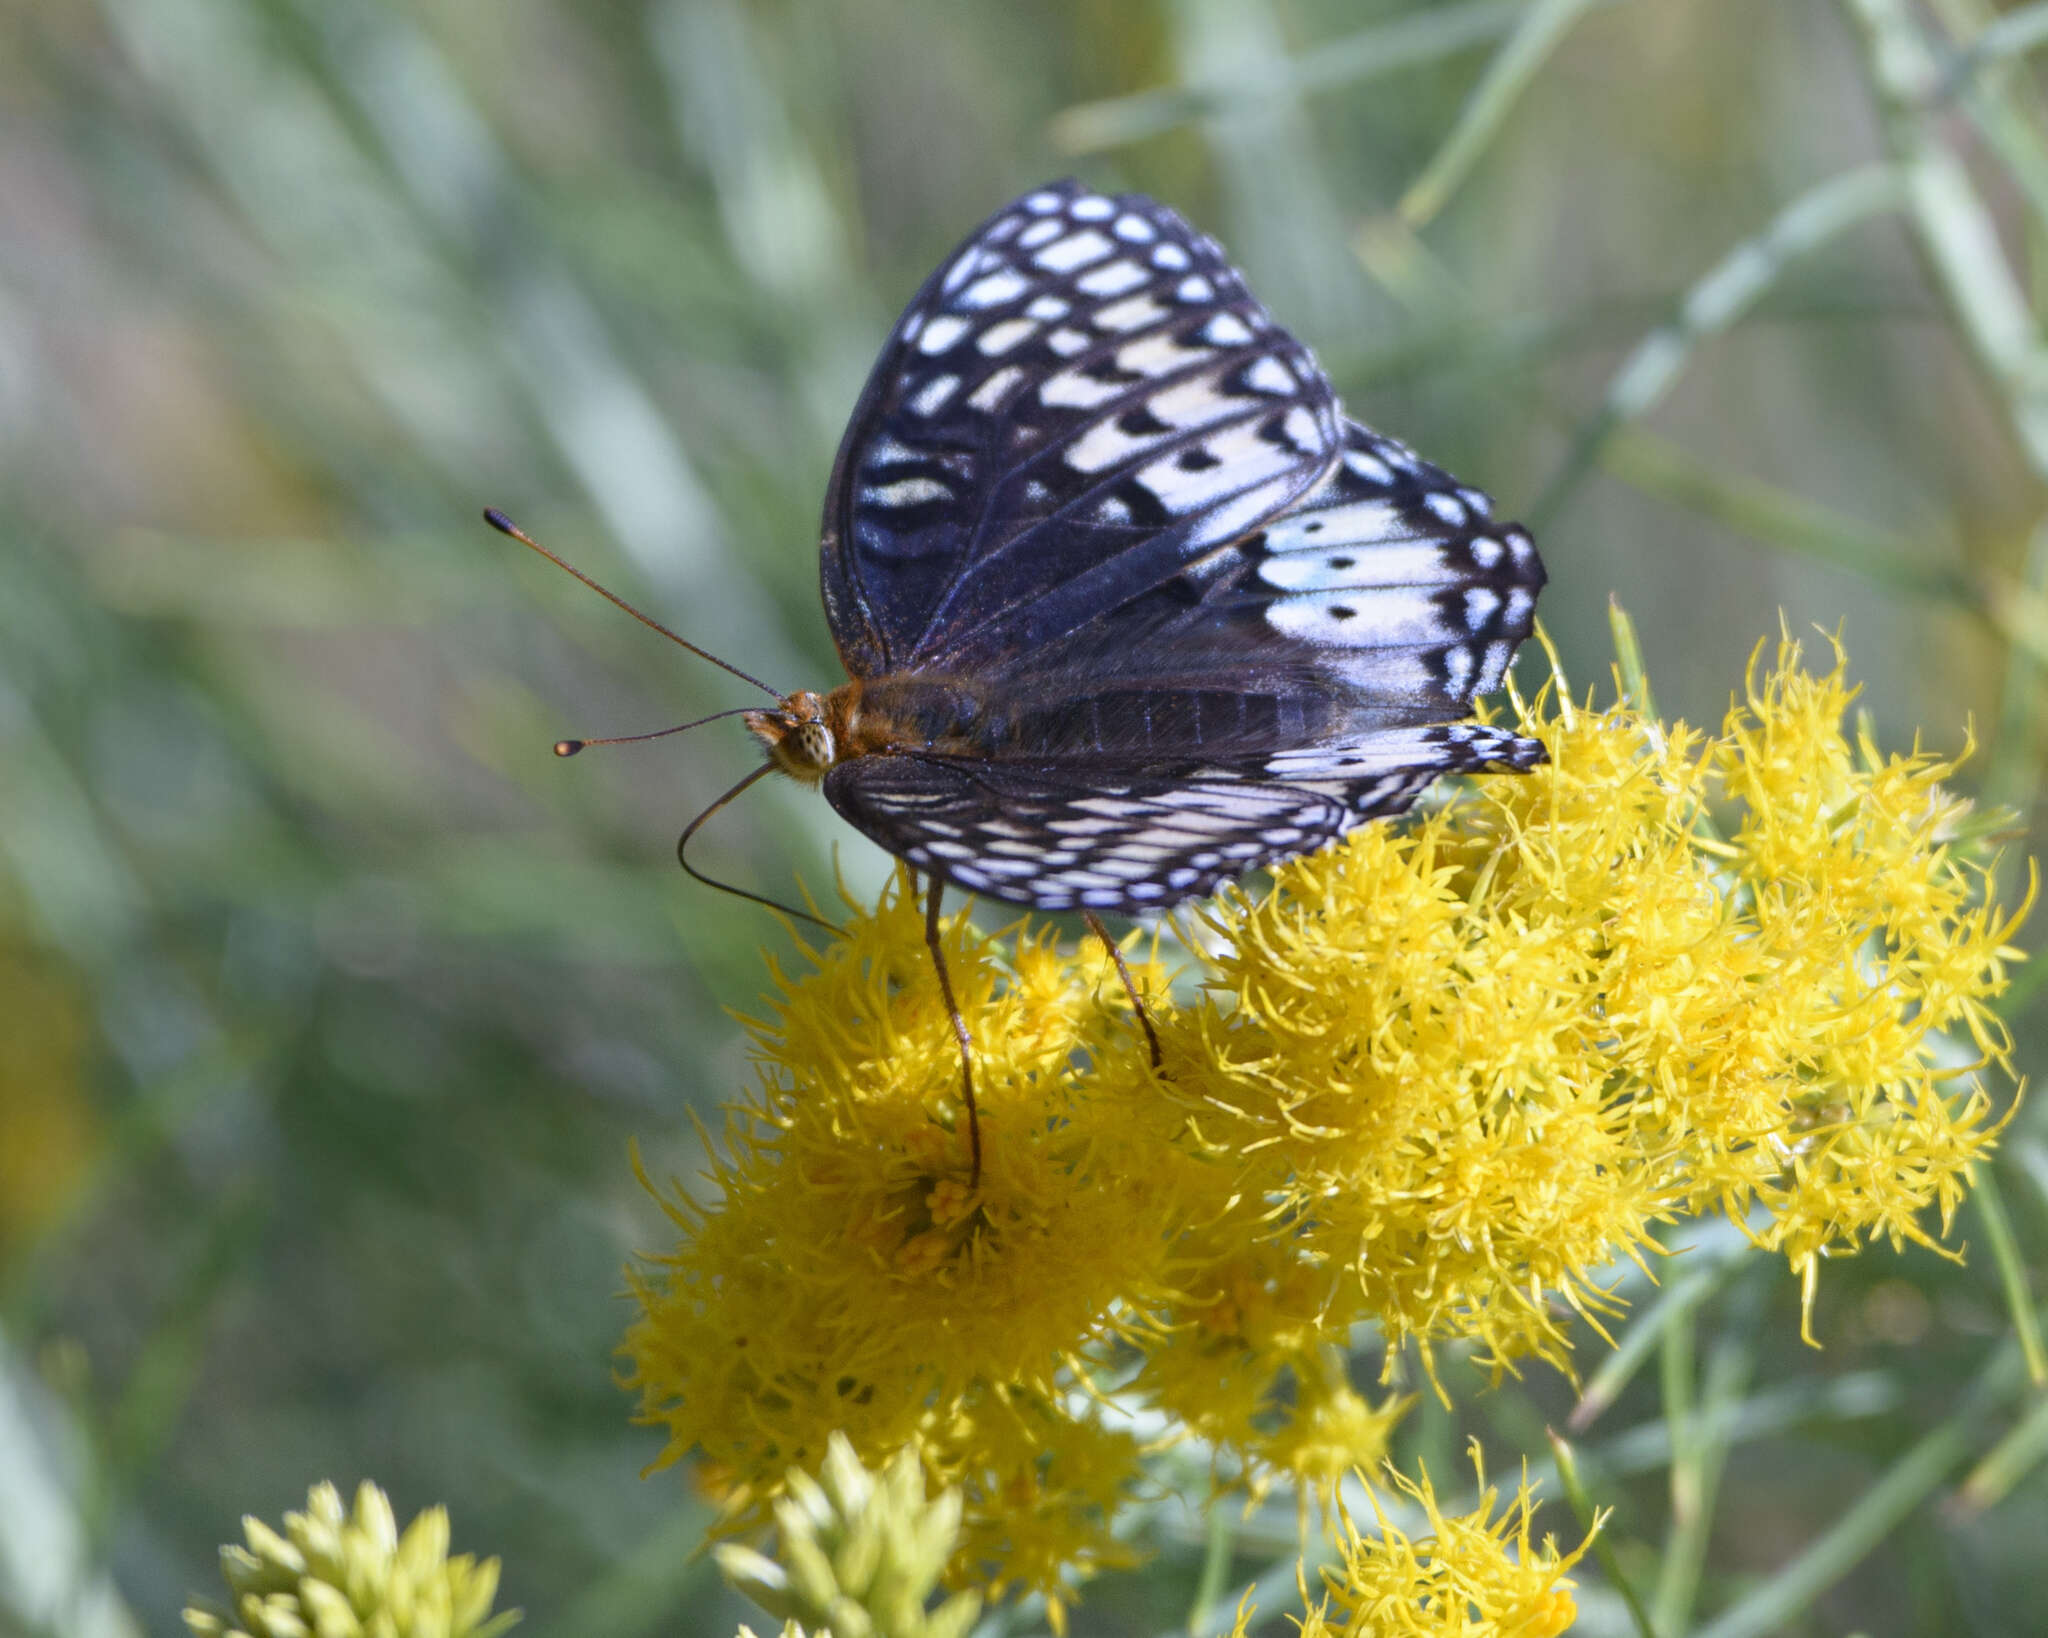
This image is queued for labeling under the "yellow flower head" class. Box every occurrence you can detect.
[183,1480,517,1638]
[622,627,2025,1611]
[1230,1450,1596,1638]
[622,880,1185,1610]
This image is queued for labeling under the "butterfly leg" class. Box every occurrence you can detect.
[923,875,982,1187]
[1081,910,1163,1070]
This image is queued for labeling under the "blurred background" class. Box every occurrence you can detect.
[5,0,2048,1634]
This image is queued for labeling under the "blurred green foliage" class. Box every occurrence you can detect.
[3,1,2048,1635]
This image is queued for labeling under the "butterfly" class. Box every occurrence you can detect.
[495,180,1545,1183]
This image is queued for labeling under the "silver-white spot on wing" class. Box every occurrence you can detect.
[1186,472,1310,548]
[908,373,960,416]
[1117,331,1211,378]
[1035,230,1115,273]
[1244,356,1294,395]
[961,268,1031,309]
[865,476,951,508]
[1040,369,1126,410]
[1422,490,1467,526]
[1254,542,1464,591]
[976,317,1038,355]
[1344,448,1394,485]
[1076,259,1149,298]
[917,313,970,355]
[1093,294,1170,333]
[1263,499,1416,553]
[967,366,1025,412]
[1134,421,1301,514]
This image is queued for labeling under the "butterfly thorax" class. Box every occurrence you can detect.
[747,676,1000,784]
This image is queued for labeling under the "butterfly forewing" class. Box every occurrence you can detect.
[814,180,1547,914]
[821,180,1341,674]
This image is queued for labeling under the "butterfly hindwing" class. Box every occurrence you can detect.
[820,180,1342,677]
[988,419,1547,753]
[823,724,1539,913]
[1227,419,1545,710]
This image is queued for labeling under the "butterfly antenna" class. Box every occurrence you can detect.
[483,508,782,700]
[552,706,762,758]
[678,763,841,933]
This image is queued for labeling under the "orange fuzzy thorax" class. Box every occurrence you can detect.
[747,677,997,782]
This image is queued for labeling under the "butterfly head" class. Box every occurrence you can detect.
[748,689,841,784]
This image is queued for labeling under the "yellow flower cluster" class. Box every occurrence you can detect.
[621,634,2025,1619]
[1230,1454,1595,1638]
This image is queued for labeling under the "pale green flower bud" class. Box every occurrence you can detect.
[182,1480,517,1638]
[717,1434,981,1638]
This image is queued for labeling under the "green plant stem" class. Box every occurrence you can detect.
[1049,0,1623,154]
[1598,426,1979,610]
[1653,1273,1762,1636]
[1569,1242,1752,1433]
[1958,1386,2048,1511]
[1531,164,1904,531]
[1606,598,1658,720]
[1546,1429,1659,1638]
[1840,0,2048,481]
[1185,1504,1233,1635]
[1972,1168,2048,1387]
[1948,0,2048,80]
[1398,0,1611,229]
[1649,1308,1697,1636]
[1691,1341,2027,1638]
[1593,1371,1902,1478]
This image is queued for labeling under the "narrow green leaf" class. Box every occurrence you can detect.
[1690,1342,2027,1638]
[1185,1504,1234,1634]
[1546,1429,1660,1638]
[1945,3,2048,96]
[1398,0,1611,230]
[1531,164,1904,530]
[1606,598,1658,721]
[1050,0,1553,154]
[1971,1168,2048,1387]
[1570,1244,1750,1433]
[1957,1388,2048,1511]
[1598,427,1978,609]
[1653,1272,1763,1635]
